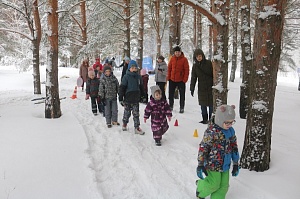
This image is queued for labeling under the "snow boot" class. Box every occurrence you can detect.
[135,127,145,135]
[112,122,120,126]
[122,123,127,131]
[199,114,208,124]
[179,108,184,113]
[107,124,112,128]
[155,139,161,146]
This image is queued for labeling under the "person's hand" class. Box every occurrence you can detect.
[85,94,90,100]
[232,165,240,177]
[144,118,147,123]
[196,166,208,179]
[191,90,194,97]
[168,116,171,122]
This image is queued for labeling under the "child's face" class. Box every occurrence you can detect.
[154,91,162,100]
[130,66,138,72]
[222,120,235,130]
[104,70,111,76]
[96,66,100,70]
[90,74,95,79]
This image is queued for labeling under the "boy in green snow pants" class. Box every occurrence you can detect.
[196,105,240,199]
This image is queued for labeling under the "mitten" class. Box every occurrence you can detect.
[232,165,240,177]
[85,94,90,100]
[191,90,194,97]
[196,166,208,179]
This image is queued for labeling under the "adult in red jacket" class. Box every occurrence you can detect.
[167,46,190,113]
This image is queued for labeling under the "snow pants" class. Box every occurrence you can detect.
[196,170,229,199]
[90,96,101,114]
[122,102,140,128]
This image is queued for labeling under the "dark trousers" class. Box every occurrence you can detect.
[156,82,166,100]
[201,105,213,120]
[168,80,186,109]
[90,96,101,114]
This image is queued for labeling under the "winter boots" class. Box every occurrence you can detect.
[155,139,161,146]
[122,123,127,131]
[199,114,208,124]
[135,127,145,135]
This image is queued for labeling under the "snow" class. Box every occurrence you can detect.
[1,65,300,199]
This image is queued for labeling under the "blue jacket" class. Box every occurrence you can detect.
[198,124,239,172]
[119,70,145,103]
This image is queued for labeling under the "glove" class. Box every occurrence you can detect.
[191,90,194,97]
[196,166,208,179]
[120,101,124,107]
[232,165,240,177]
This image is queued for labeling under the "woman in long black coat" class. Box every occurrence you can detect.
[190,49,213,124]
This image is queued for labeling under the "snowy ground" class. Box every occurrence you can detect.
[0,65,299,199]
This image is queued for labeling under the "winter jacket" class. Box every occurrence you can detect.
[144,96,172,133]
[86,78,100,97]
[142,74,149,94]
[79,65,89,82]
[198,123,240,172]
[119,70,145,103]
[99,74,119,100]
[167,52,189,83]
[190,49,213,106]
[153,61,168,83]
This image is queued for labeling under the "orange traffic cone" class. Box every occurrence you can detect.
[193,129,199,137]
[174,119,178,126]
[70,86,77,99]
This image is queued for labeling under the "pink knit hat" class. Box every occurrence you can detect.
[140,68,147,76]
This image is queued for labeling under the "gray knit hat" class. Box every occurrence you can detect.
[150,85,161,98]
[215,105,236,127]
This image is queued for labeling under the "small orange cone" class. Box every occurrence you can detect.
[174,119,178,126]
[193,129,198,137]
[70,86,77,99]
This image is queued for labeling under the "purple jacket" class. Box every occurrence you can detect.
[144,96,172,133]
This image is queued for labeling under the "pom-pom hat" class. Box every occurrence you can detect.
[215,105,236,127]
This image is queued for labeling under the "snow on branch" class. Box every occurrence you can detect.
[259,4,280,20]
[0,28,33,41]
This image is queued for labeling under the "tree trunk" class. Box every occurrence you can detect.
[212,0,230,109]
[154,0,161,58]
[240,0,287,171]
[32,0,42,94]
[239,0,252,119]
[137,0,144,68]
[197,11,202,49]
[32,40,41,94]
[229,0,239,82]
[124,0,131,57]
[80,1,87,46]
[45,0,61,119]
[169,0,178,55]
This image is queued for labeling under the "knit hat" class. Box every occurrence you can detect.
[215,105,236,127]
[88,68,95,78]
[140,68,147,76]
[157,55,165,61]
[150,85,161,97]
[128,60,138,70]
[103,65,111,72]
[173,46,181,52]
[124,56,131,62]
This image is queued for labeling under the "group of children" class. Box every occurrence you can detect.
[85,57,240,199]
[85,58,172,145]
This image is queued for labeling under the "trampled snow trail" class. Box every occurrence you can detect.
[64,89,198,199]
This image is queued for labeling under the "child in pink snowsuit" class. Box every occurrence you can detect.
[144,85,172,146]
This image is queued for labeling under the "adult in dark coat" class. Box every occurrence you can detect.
[190,49,213,124]
[121,56,131,81]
